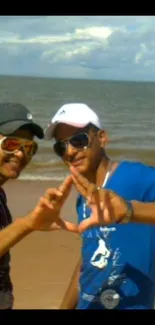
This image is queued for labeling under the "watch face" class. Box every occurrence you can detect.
[100,289,120,309]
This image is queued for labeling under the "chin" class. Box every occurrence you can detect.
[12,174,20,179]
[6,170,21,179]
[8,173,20,180]
[75,164,89,175]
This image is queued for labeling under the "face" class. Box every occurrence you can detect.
[0,128,35,182]
[54,123,108,177]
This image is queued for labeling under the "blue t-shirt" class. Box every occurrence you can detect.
[76,161,155,309]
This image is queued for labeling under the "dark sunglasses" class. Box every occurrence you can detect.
[0,136,38,157]
[53,133,90,157]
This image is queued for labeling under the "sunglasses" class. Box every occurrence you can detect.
[0,137,38,157]
[53,133,90,157]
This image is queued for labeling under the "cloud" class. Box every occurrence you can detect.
[135,43,148,64]
[0,16,155,80]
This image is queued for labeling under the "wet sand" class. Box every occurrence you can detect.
[3,180,81,309]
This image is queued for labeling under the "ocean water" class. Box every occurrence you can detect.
[0,75,155,181]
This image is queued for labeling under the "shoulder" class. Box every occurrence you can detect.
[121,161,155,201]
[0,187,7,204]
[120,160,155,179]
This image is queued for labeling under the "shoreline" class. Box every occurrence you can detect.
[14,151,155,182]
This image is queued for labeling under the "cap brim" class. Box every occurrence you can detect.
[44,121,88,140]
[0,120,44,139]
[44,122,58,140]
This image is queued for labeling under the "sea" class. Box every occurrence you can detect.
[0,75,155,181]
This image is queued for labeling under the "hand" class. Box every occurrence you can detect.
[70,166,128,232]
[24,175,78,233]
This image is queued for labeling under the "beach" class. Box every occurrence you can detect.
[3,180,81,309]
[1,75,155,309]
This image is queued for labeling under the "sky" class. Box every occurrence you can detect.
[0,16,155,81]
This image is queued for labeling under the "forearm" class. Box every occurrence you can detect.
[0,217,33,258]
[131,201,155,224]
[60,257,81,309]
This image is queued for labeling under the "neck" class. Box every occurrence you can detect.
[85,154,110,185]
[86,154,118,187]
[95,156,111,187]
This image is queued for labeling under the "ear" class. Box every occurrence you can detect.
[97,130,108,148]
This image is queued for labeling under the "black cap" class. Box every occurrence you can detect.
[0,102,44,139]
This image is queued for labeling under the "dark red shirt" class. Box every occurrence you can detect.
[0,188,13,309]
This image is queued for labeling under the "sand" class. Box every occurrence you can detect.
[3,180,81,309]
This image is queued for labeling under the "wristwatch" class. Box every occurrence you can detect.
[120,200,133,224]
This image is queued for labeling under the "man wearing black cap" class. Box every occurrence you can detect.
[0,102,78,309]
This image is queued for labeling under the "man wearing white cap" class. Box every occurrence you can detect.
[45,103,155,310]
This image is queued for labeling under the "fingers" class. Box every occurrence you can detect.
[71,175,88,197]
[79,189,119,231]
[70,166,96,198]
[70,167,105,228]
[78,216,98,233]
[59,176,73,204]
[39,196,55,210]
[49,222,62,231]
[98,189,117,224]
[44,176,73,199]
[78,192,112,232]
[58,175,73,193]
[103,190,116,224]
[43,176,73,207]
[45,188,63,201]
[70,166,90,192]
[92,189,104,223]
[55,218,79,233]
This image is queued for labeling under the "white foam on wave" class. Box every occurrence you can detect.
[31,158,62,167]
[18,174,66,181]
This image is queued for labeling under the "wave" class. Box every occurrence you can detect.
[18,174,66,181]
[26,160,64,171]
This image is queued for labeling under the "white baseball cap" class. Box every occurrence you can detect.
[44,103,102,140]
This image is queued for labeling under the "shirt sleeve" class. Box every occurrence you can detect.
[143,165,155,202]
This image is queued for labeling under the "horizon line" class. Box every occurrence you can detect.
[0,73,155,83]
